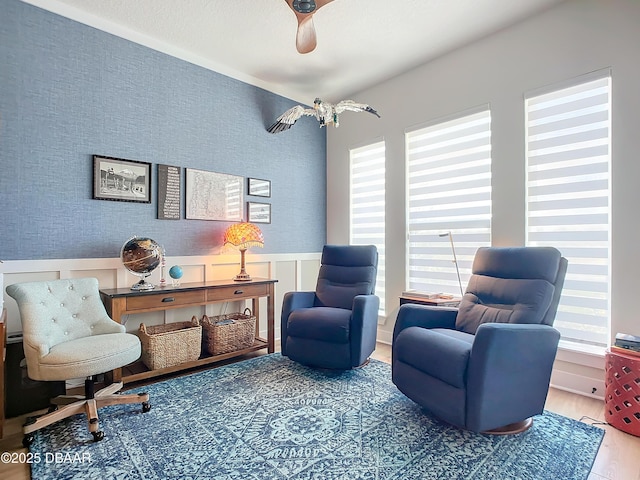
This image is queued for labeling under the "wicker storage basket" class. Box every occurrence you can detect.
[139,317,202,370]
[201,308,256,355]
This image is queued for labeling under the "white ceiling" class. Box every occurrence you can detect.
[23,0,565,105]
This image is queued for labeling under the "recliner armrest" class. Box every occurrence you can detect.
[352,294,380,324]
[280,291,317,356]
[392,303,457,342]
[466,323,561,431]
[350,294,380,366]
[470,323,561,364]
[282,291,316,315]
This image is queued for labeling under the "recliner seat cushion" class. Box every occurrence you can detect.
[394,327,472,388]
[286,307,351,343]
[456,276,554,334]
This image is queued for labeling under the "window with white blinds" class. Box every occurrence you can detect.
[350,141,385,314]
[406,109,492,296]
[526,74,611,348]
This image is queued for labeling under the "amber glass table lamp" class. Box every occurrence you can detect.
[223,222,264,281]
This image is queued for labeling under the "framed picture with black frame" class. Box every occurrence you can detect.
[92,155,151,203]
[157,164,181,219]
[248,178,271,198]
[247,201,271,224]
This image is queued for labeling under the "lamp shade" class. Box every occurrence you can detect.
[223,222,264,250]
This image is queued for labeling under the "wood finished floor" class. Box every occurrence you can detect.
[1,342,639,480]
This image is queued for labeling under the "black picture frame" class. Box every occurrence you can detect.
[248,177,271,198]
[247,201,271,224]
[157,164,181,219]
[93,155,151,203]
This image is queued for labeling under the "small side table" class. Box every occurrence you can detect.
[400,295,461,307]
[604,348,640,436]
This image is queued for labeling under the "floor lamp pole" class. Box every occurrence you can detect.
[440,232,464,297]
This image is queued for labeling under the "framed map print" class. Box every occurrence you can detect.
[185,168,244,221]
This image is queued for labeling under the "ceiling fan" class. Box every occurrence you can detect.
[284,0,334,54]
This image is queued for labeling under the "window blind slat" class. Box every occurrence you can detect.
[406,110,491,296]
[350,141,386,315]
[526,75,611,348]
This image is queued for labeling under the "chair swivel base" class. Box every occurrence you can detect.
[22,381,150,447]
[483,417,533,435]
[355,358,371,369]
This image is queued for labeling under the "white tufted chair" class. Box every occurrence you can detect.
[6,278,150,446]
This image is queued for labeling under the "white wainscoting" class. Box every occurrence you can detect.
[4,254,601,400]
[1,252,322,340]
[550,345,606,400]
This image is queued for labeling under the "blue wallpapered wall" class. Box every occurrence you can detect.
[0,0,326,260]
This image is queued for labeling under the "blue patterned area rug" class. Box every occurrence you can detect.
[30,354,604,480]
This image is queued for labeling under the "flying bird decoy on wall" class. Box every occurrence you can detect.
[267,98,380,134]
[284,0,335,54]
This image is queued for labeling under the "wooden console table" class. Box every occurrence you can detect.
[100,278,277,384]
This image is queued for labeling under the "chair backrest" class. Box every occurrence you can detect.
[6,278,117,357]
[455,247,567,334]
[314,245,378,309]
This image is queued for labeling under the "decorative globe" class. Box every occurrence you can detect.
[121,236,162,290]
[169,265,183,279]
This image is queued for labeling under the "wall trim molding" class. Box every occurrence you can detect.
[1,252,322,336]
[3,254,604,400]
[550,370,605,401]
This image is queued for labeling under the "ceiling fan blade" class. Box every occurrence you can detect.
[284,0,334,53]
[296,16,317,54]
[315,0,334,9]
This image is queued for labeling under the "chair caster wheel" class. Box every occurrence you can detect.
[92,431,104,442]
[22,434,35,448]
[142,402,151,413]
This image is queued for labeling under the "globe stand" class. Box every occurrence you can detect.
[131,274,154,291]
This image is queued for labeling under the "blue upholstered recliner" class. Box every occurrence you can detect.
[281,245,379,369]
[392,246,568,433]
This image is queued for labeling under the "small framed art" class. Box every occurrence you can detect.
[247,202,271,224]
[93,155,151,203]
[248,178,271,197]
[157,164,181,219]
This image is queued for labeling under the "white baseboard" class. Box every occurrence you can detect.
[376,329,393,345]
[550,369,605,400]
